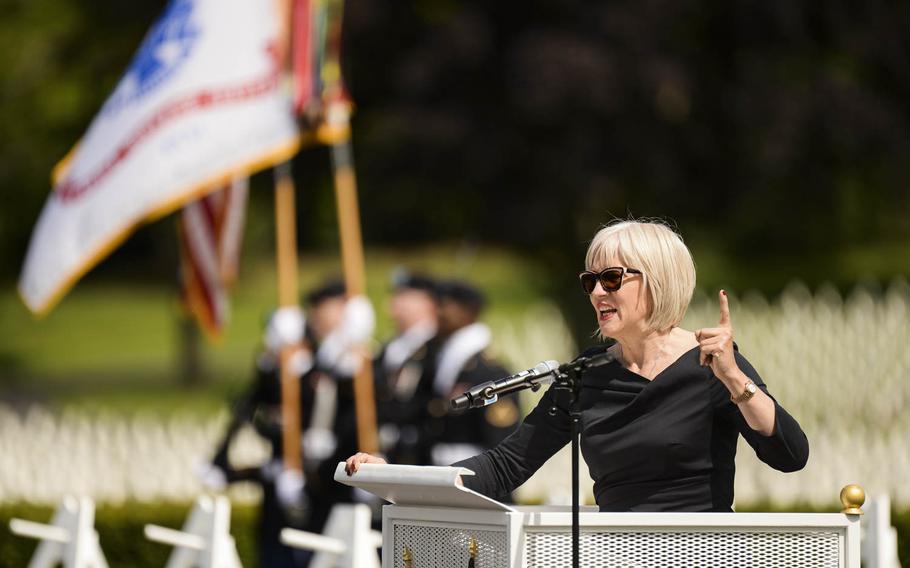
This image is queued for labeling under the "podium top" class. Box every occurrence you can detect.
[333,462,515,512]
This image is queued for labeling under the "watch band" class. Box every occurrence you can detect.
[731,380,757,404]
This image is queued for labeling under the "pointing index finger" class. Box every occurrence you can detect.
[718,289,731,327]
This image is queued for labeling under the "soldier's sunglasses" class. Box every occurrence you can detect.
[578,267,642,295]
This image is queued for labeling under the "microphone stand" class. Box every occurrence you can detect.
[451,351,612,568]
[549,355,591,568]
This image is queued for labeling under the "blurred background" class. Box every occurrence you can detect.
[1,0,909,565]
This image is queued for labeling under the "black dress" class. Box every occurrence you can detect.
[454,345,809,512]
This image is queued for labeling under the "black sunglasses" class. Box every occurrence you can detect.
[578,267,642,294]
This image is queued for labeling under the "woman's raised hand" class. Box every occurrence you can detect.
[344,452,387,475]
[695,290,739,380]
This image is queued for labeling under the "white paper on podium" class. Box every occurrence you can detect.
[334,463,515,511]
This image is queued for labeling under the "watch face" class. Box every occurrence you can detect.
[746,383,757,394]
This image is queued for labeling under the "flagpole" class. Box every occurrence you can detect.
[274,161,303,472]
[325,103,379,454]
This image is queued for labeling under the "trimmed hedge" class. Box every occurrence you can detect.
[1,501,907,566]
[0,501,258,567]
[891,509,910,567]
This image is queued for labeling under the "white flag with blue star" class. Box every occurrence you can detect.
[19,0,300,314]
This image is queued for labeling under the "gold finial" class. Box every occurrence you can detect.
[469,537,478,559]
[840,484,865,515]
[403,546,413,568]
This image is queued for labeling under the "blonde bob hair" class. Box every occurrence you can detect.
[585,219,696,333]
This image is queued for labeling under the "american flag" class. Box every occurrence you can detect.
[292,0,351,121]
[177,177,248,338]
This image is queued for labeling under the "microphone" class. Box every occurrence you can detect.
[449,349,616,414]
[450,360,560,413]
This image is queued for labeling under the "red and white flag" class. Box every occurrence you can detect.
[19,0,300,314]
[178,176,248,338]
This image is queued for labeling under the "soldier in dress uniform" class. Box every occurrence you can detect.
[297,281,374,540]
[422,280,520,467]
[374,271,439,465]
[200,305,311,567]
[201,280,374,567]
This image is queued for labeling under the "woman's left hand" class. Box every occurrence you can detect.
[697,290,778,436]
[344,452,387,475]
[696,290,740,381]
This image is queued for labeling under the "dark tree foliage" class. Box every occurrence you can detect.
[0,0,167,280]
[2,0,909,301]
[342,0,910,275]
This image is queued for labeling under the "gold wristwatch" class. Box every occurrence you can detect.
[731,380,757,404]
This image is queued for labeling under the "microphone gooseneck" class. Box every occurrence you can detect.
[449,349,616,414]
[449,360,559,413]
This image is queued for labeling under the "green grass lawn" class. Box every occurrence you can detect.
[0,244,549,414]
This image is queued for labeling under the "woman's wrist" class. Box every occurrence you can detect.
[719,368,751,397]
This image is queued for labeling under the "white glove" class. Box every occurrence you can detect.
[316,295,375,370]
[275,468,306,510]
[340,296,376,343]
[378,423,400,453]
[288,348,315,376]
[303,428,338,462]
[195,461,227,492]
[264,307,306,352]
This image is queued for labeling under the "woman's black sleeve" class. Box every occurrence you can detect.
[715,351,810,472]
[452,385,573,500]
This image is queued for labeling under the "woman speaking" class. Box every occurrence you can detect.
[346,219,808,512]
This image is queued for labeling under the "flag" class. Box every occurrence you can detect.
[19,0,300,315]
[292,0,351,140]
[178,176,248,338]
[292,0,320,118]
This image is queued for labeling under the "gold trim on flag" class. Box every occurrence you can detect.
[21,136,302,317]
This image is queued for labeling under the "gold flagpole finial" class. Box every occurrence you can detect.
[469,538,478,559]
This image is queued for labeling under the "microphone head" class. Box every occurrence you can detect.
[533,360,560,375]
[450,395,470,414]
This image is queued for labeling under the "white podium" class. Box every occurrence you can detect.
[335,463,862,568]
